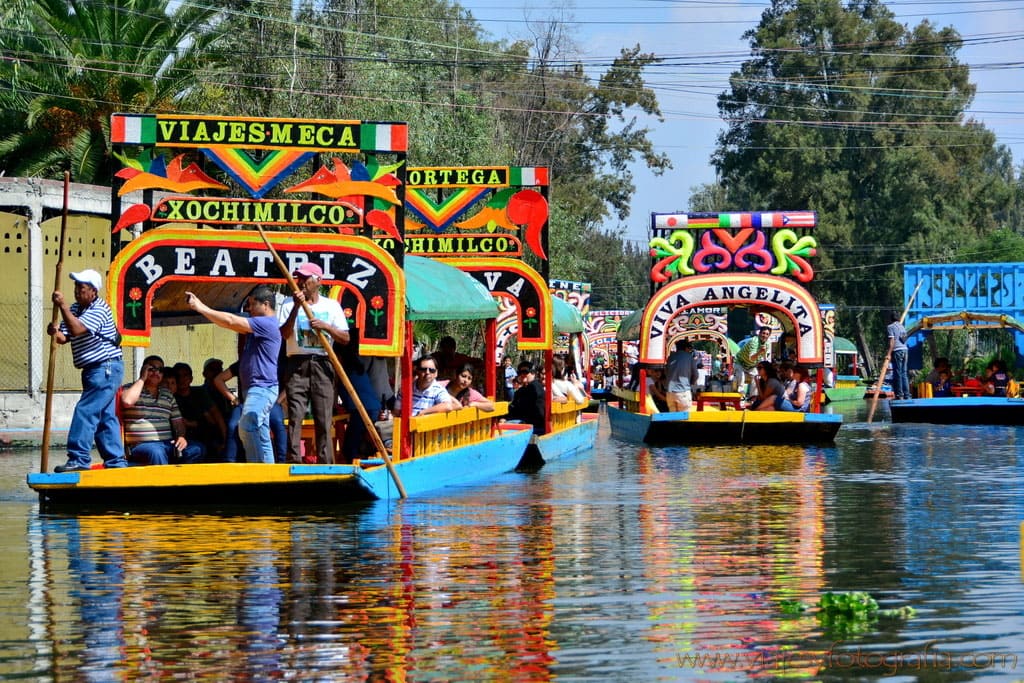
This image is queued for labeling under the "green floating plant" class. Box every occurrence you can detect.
[816,591,916,637]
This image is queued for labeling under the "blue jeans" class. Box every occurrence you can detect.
[127,440,204,465]
[892,349,910,400]
[239,385,278,464]
[65,357,127,469]
[339,371,381,460]
[224,401,286,463]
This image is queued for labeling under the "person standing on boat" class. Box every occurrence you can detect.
[665,339,700,412]
[46,269,128,473]
[278,263,349,465]
[735,326,772,396]
[886,312,910,401]
[186,286,282,464]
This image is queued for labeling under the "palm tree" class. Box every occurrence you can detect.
[0,0,225,183]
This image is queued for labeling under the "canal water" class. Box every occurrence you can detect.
[0,401,1021,681]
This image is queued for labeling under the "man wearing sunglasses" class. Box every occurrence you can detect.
[394,358,458,417]
[120,355,204,465]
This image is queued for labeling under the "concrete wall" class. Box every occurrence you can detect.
[0,178,230,446]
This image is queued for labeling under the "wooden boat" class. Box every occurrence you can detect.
[403,166,598,467]
[27,113,533,507]
[888,270,1024,425]
[27,229,534,506]
[606,211,842,445]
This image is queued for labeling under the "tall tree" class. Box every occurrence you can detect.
[711,0,1017,365]
[0,0,226,183]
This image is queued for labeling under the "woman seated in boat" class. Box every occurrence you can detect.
[646,365,670,412]
[982,359,1012,397]
[550,356,586,404]
[445,363,495,411]
[744,361,784,411]
[776,365,812,412]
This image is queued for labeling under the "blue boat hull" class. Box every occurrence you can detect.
[889,397,1024,425]
[606,405,841,445]
[518,414,599,468]
[27,427,534,508]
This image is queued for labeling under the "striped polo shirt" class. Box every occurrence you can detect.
[60,298,122,368]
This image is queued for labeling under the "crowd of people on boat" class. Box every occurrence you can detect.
[916,356,1019,398]
[47,267,590,472]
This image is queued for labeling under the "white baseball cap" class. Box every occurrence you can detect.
[70,269,102,291]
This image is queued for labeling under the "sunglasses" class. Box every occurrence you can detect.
[144,366,163,374]
[418,367,438,373]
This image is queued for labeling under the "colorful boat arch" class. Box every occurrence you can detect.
[448,257,553,350]
[638,272,824,365]
[108,228,404,354]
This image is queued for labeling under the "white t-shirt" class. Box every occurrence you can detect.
[552,378,585,403]
[278,296,348,357]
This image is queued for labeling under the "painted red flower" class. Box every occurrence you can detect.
[129,287,142,301]
[370,296,384,310]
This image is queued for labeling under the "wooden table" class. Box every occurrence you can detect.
[696,392,744,411]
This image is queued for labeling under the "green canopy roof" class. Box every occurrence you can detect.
[552,296,585,334]
[615,308,643,341]
[833,336,858,354]
[404,256,499,321]
[615,308,741,355]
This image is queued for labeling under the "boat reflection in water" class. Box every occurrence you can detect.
[31,501,559,681]
[635,444,829,678]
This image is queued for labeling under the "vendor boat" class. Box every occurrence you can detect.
[888,265,1024,425]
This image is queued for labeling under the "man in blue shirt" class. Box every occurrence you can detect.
[47,269,127,472]
[187,286,282,463]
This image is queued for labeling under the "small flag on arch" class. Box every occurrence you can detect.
[111,114,157,145]
[510,167,549,186]
[652,213,688,229]
[360,123,408,152]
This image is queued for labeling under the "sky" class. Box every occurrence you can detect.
[457,0,1024,246]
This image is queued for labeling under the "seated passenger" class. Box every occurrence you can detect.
[394,357,459,416]
[776,365,812,412]
[550,357,586,404]
[983,359,1011,397]
[431,336,478,383]
[932,370,953,397]
[923,357,951,386]
[646,366,670,412]
[446,363,495,411]
[120,355,203,465]
[172,362,226,459]
[745,361,783,411]
[508,361,546,434]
